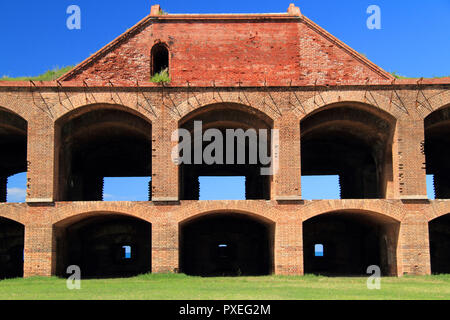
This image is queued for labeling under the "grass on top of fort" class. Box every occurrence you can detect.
[0,274,449,300]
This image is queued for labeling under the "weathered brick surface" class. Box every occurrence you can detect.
[0,5,449,277]
[60,8,391,86]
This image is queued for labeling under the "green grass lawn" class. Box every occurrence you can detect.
[0,274,449,300]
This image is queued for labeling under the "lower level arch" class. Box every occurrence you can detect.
[0,217,24,279]
[179,211,275,276]
[303,210,399,276]
[429,213,450,274]
[54,212,151,278]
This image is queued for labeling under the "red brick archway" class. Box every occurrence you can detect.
[0,217,24,279]
[0,108,27,203]
[179,211,275,276]
[429,213,450,274]
[54,212,151,278]
[300,102,396,199]
[425,104,450,199]
[55,104,152,202]
[303,209,400,276]
[177,102,274,200]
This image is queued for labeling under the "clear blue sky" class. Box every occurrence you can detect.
[2,1,446,201]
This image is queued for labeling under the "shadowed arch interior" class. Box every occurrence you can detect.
[301,103,395,199]
[429,213,450,274]
[0,217,24,279]
[303,211,399,276]
[425,105,450,199]
[178,103,273,200]
[179,212,274,276]
[56,105,152,201]
[54,214,151,278]
[0,109,27,203]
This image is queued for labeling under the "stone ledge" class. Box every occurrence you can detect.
[275,195,302,201]
[26,198,54,203]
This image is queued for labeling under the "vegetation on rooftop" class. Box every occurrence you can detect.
[1,65,447,83]
[391,71,449,80]
[1,66,73,82]
[150,68,171,84]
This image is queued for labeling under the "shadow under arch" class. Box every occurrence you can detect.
[54,212,151,278]
[429,212,450,274]
[299,90,403,120]
[424,104,450,199]
[0,217,24,279]
[0,107,27,203]
[177,102,274,200]
[179,210,275,277]
[300,101,396,199]
[303,209,400,276]
[55,103,153,201]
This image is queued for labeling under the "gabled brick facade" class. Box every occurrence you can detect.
[59,4,392,86]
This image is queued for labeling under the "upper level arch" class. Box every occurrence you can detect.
[177,102,274,201]
[421,89,450,119]
[55,103,153,202]
[0,108,28,203]
[298,90,404,121]
[300,101,396,199]
[173,91,280,122]
[424,103,450,199]
[0,95,31,121]
[55,92,158,124]
[178,102,274,130]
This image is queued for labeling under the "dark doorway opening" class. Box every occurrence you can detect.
[178,103,273,200]
[0,110,27,203]
[303,211,399,276]
[301,105,394,199]
[180,213,274,276]
[57,107,152,201]
[55,215,151,278]
[425,106,450,199]
[429,213,450,274]
[0,217,24,279]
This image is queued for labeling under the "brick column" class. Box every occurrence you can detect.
[152,221,179,273]
[394,120,427,199]
[26,117,56,203]
[24,220,55,277]
[273,114,301,200]
[398,207,431,275]
[152,106,179,201]
[274,216,303,275]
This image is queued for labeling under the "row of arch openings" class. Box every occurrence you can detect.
[1,211,449,279]
[0,102,449,202]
